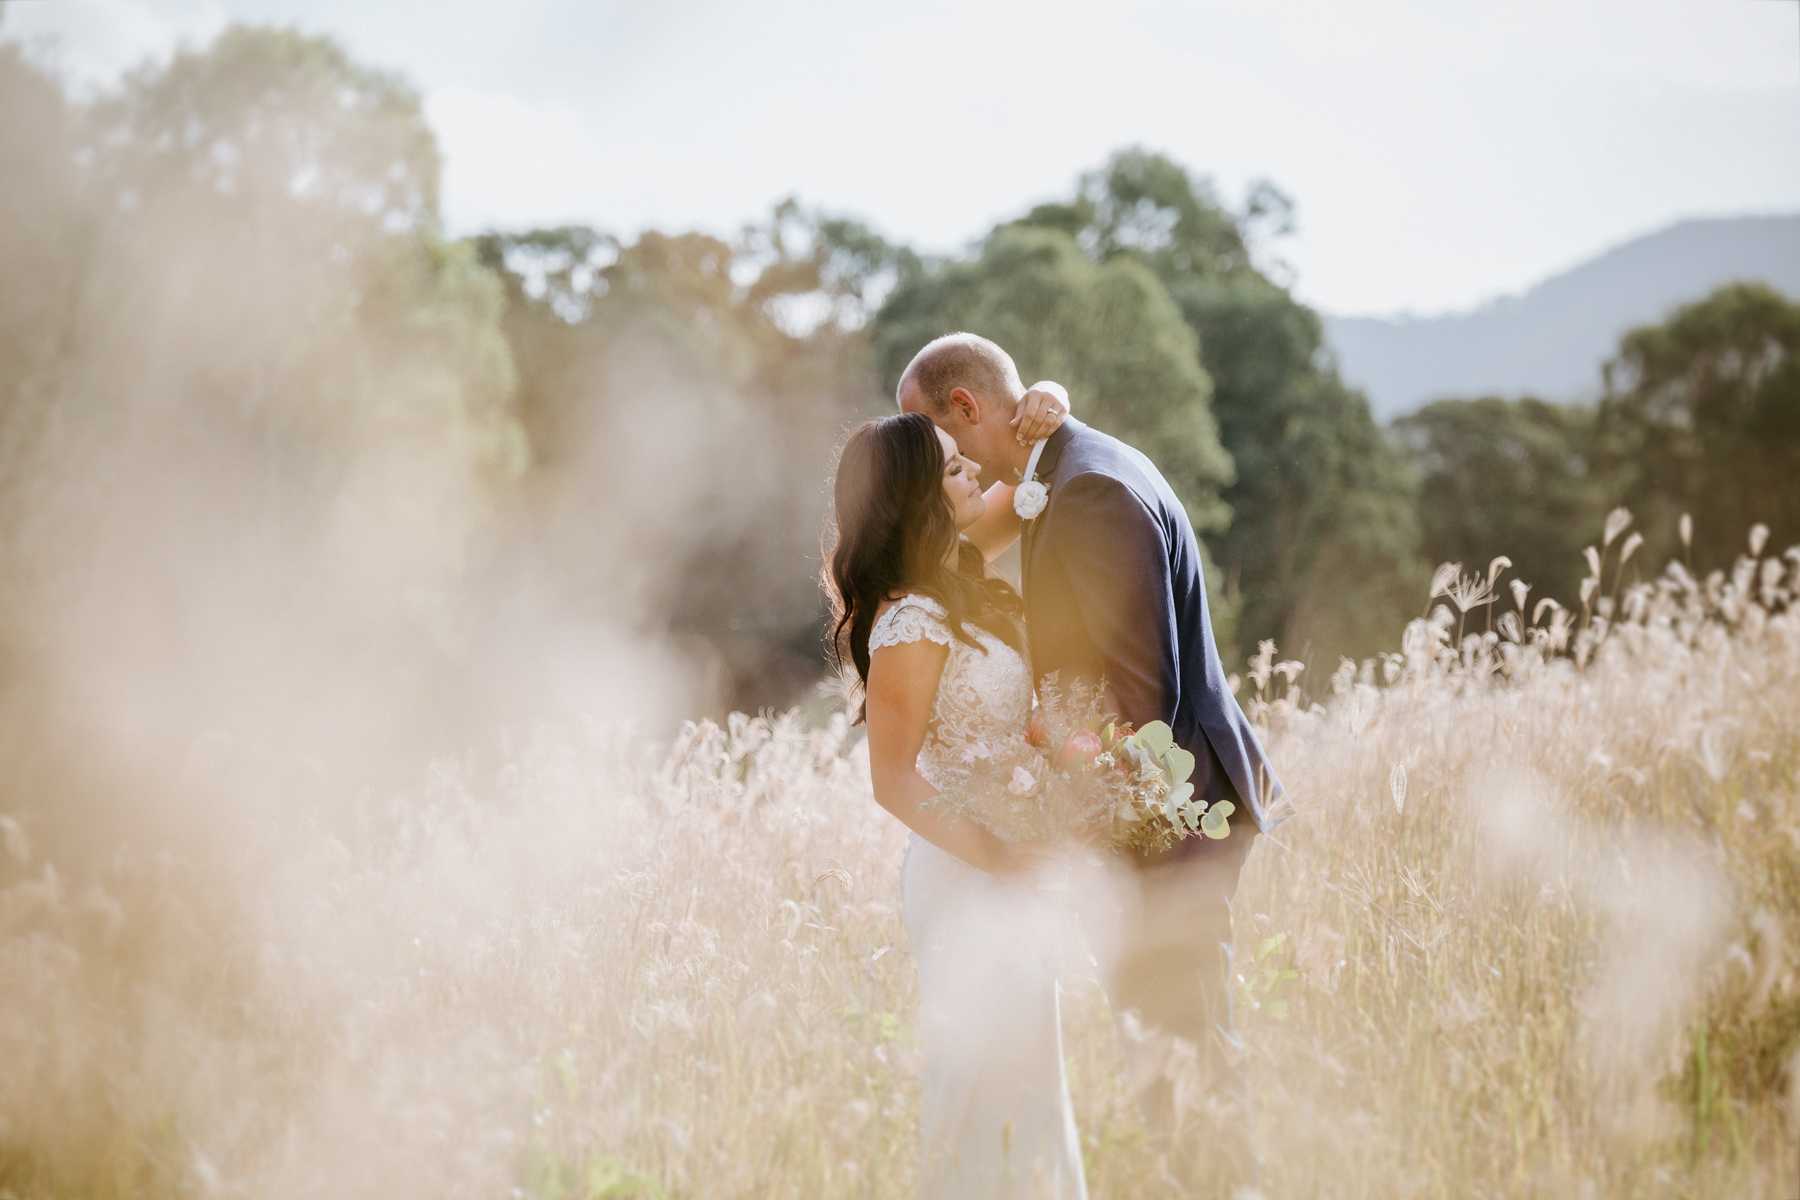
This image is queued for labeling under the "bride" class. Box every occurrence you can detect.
[824,392,1086,1199]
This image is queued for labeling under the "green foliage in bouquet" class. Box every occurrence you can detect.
[1032,675,1236,855]
[926,675,1236,854]
[1096,718,1235,853]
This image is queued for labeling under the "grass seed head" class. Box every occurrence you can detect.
[1603,506,1632,547]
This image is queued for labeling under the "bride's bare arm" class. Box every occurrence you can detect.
[865,638,1043,878]
[962,381,1069,564]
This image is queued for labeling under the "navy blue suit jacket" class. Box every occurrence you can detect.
[1020,419,1293,849]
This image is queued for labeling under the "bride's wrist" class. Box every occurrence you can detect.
[987,838,1032,878]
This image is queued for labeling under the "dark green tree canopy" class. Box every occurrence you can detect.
[1597,282,1800,569]
[1395,397,1604,605]
[1012,147,1263,282]
[1000,150,1424,668]
[875,223,1234,538]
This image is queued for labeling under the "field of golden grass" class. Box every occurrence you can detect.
[3,524,1798,1199]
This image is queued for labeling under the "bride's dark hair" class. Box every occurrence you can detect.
[825,412,1026,723]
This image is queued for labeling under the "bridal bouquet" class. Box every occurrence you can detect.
[932,676,1234,854]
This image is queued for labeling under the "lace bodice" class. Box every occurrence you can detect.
[869,594,1037,840]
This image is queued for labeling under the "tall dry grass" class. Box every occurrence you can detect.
[2,519,1798,1199]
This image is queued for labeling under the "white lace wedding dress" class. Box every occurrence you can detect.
[869,594,1088,1200]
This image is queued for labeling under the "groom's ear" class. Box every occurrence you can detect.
[946,386,981,425]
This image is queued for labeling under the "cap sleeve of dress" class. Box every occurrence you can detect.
[868,594,954,652]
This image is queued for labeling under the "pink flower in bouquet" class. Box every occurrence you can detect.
[1025,708,1049,749]
[1058,729,1103,770]
[1008,765,1038,796]
[958,740,992,765]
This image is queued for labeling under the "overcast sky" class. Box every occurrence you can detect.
[6,0,1798,316]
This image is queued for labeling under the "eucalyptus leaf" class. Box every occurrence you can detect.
[1164,746,1196,785]
[1200,801,1235,839]
[1134,722,1174,757]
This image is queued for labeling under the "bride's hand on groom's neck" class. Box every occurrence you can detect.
[1010,381,1069,446]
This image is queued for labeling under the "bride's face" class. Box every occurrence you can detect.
[935,426,986,531]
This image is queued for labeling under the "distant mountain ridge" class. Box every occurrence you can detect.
[1322,214,1800,421]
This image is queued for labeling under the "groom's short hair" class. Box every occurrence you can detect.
[897,333,1023,415]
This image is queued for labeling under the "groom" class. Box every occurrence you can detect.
[899,332,1292,1198]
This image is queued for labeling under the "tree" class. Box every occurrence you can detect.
[1596,282,1800,569]
[0,27,524,864]
[1394,397,1605,605]
[69,25,516,458]
[1011,147,1258,281]
[0,45,89,511]
[873,224,1235,541]
[1006,150,1426,668]
[474,203,887,713]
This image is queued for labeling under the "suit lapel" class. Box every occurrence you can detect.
[1020,420,1079,598]
[1021,420,1079,684]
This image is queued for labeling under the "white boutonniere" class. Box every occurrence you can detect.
[1013,438,1050,520]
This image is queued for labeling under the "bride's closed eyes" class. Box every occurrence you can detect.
[935,427,987,532]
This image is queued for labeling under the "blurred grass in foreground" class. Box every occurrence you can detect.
[3,523,1799,1199]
